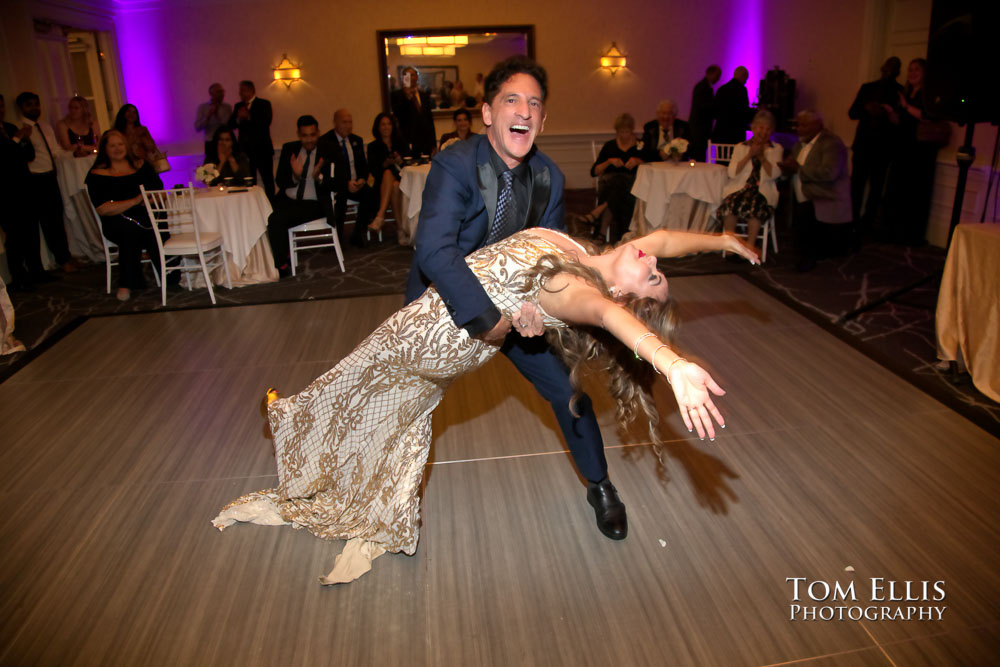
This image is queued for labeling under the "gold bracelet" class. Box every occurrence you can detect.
[665,357,687,385]
[650,344,669,374]
[632,332,655,359]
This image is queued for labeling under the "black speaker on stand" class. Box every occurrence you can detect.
[837,0,999,325]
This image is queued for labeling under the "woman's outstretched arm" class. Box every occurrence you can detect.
[631,229,759,264]
[538,275,725,439]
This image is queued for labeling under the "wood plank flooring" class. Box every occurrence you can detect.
[1,276,997,666]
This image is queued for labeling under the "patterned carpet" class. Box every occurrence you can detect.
[3,190,996,437]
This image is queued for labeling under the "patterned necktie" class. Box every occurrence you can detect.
[296,149,312,200]
[487,171,514,244]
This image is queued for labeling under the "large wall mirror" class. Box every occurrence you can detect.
[377,25,535,116]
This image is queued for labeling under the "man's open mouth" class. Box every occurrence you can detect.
[510,124,530,134]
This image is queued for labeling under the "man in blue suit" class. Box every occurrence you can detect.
[405,56,628,540]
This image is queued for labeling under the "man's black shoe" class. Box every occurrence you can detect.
[587,478,627,540]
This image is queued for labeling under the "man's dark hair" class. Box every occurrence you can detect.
[239,80,256,92]
[297,114,318,130]
[483,56,548,106]
[15,91,40,108]
[452,107,472,122]
[706,65,722,77]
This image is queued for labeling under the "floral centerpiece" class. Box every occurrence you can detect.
[195,163,219,186]
[664,137,689,161]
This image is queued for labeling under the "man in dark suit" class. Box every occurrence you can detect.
[266,115,330,276]
[391,66,437,157]
[779,110,853,272]
[712,66,754,145]
[688,65,722,162]
[847,56,902,236]
[404,56,628,541]
[318,109,376,247]
[0,93,46,291]
[640,100,691,162]
[229,80,275,200]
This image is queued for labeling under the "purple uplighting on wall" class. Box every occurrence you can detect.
[115,11,168,145]
[723,0,763,106]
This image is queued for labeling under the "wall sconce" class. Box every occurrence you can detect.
[273,54,302,88]
[600,42,627,76]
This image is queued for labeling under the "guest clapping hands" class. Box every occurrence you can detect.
[206,127,250,185]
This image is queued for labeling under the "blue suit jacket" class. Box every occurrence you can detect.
[404,133,566,335]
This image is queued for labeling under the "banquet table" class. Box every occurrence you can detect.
[935,222,1000,402]
[190,186,278,286]
[398,164,432,246]
[627,161,728,236]
[55,153,105,262]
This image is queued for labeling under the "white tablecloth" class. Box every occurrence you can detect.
[399,164,431,246]
[192,186,278,286]
[627,161,728,236]
[55,153,104,262]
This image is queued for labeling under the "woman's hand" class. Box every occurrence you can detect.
[666,361,726,440]
[624,156,643,170]
[720,233,760,264]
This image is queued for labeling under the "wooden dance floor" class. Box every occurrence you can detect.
[1,274,997,666]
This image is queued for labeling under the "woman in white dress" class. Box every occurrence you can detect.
[214,228,758,583]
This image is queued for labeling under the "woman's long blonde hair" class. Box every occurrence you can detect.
[519,242,678,458]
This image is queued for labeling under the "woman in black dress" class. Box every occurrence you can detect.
[85,129,166,301]
[366,112,408,234]
[56,96,100,156]
[582,113,645,243]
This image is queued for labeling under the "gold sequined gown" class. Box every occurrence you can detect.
[213,231,573,581]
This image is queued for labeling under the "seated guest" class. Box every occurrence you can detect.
[85,129,168,301]
[717,110,783,256]
[205,126,250,185]
[779,110,852,272]
[113,104,163,163]
[319,108,376,247]
[366,112,408,235]
[641,99,691,162]
[580,113,644,243]
[438,108,476,151]
[267,115,330,276]
[56,96,100,155]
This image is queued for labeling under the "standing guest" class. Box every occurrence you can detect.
[848,57,903,238]
[229,80,275,200]
[194,83,232,161]
[581,113,644,243]
[641,99,690,162]
[56,96,100,155]
[319,109,376,247]
[779,110,852,272]
[883,58,939,246]
[113,103,163,164]
[1,93,46,291]
[15,92,77,275]
[366,112,408,236]
[712,66,754,145]
[204,127,250,185]
[450,80,467,108]
[391,66,437,157]
[406,56,630,542]
[689,65,722,162]
[717,110,783,256]
[472,72,485,104]
[85,130,168,301]
[266,115,329,276]
[439,107,476,151]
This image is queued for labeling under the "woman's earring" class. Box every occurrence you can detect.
[610,286,621,299]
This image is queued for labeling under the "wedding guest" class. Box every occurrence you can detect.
[56,96,100,155]
[366,112,408,235]
[194,83,232,159]
[113,103,163,163]
[205,127,249,185]
[472,72,485,104]
[712,66,754,145]
[229,80,275,200]
[641,99,690,162]
[717,110,782,256]
[450,80,467,108]
[580,113,644,243]
[689,65,722,162]
[318,108,376,247]
[439,107,476,150]
[1,93,46,291]
[15,91,77,275]
[85,129,168,301]
[391,66,437,157]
